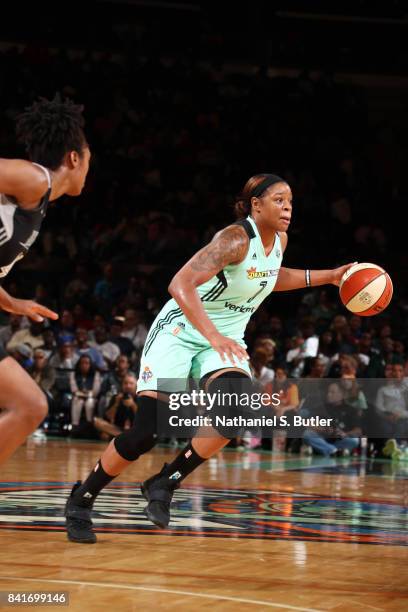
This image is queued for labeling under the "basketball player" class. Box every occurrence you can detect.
[0,95,90,465]
[65,173,354,543]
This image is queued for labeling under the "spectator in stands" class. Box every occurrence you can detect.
[89,325,120,370]
[56,310,76,344]
[6,321,45,353]
[286,334,305,377]
[273,366,300,414]
[379,337,396,365]
[42,329,57,361]
[0,315,29,351]
[330,315,355,354]
[311,290,337,323]
[253,336,276,369]
[28,348,56,395]
[98,353,137,416]
[376,363,408,440]
[286,323,319,377]
[304,356,326,379]
[349,315,363,342]
[340,355,368,411]
[303,381,361,456]
[49,341,79,387]
[74,327,105,371]
[109,317,136,360]
[121,308,148,350]
[250,347,275,390]
[49,341,79,429]
[356,332,379,374]
[393,340,406,364]
[69,355,102,430]
[317,330,338,375]
[94,373,138,439]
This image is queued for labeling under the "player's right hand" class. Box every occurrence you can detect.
[209,332,249,365]
[9,298,59,322]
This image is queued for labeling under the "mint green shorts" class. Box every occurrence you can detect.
[137,319,250,393]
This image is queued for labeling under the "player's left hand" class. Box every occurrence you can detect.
[331,262,358,286]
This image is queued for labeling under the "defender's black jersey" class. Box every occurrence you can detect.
[0,163,51,282]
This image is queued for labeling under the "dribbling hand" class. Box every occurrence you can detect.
[331,262,358,286]
[9,298,59,322]
[209,332,249,365]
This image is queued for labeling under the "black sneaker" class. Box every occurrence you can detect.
[141,464,179,529]
[64,481,96,544]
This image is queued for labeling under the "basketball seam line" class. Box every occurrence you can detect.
[345,272,386,309]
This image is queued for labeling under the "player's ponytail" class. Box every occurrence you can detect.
[234,198,251,219]
[234,173,286,219]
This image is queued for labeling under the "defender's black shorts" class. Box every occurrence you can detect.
[0,345,8,361]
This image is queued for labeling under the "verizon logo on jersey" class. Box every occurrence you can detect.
[225,301,255,314]
[246,267,279,280]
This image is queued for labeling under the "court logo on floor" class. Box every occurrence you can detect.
[0,482,406,546]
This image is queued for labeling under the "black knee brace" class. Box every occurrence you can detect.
[114,396,164,461]
[203,371,253,439]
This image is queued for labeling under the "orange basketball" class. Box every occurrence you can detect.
[339,263,393,316]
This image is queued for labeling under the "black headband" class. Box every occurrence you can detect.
[251,174,285,199]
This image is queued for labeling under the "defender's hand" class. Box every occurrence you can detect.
[8,298,58,322]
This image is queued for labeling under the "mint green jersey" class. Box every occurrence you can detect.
[195,216,282,336]
[138,217,283,390]
[143,216,283,351]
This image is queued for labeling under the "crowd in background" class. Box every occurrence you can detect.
[1,41,407,458]
[1,296,407,457]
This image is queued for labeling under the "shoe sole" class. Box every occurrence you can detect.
[64,499,96,544]
[143,506,167,529]
[141,483,169,529]
[66,533,97,544]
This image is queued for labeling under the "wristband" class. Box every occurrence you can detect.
[305,269,311,287]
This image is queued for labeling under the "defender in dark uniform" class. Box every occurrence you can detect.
[0,94,90,465]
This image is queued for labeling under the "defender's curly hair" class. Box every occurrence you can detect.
[16,93,86,170]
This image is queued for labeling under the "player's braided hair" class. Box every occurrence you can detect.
[16,93,86,170]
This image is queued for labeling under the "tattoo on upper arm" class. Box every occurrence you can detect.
[190,226,248,272]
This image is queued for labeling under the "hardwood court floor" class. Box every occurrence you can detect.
[0,437,407,611]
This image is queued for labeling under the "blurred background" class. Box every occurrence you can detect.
[0,0,407,446]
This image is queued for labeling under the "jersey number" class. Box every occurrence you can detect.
[247,281,267,303]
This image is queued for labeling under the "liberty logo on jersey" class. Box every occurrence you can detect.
[246,267,279,280]
[141,366,153,383]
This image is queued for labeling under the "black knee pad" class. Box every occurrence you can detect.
[204,371,253,439]
[114,396,164,461]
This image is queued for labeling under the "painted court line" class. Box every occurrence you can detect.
[0,575,324,611]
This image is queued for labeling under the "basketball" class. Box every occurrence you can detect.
[339,263,393,316]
